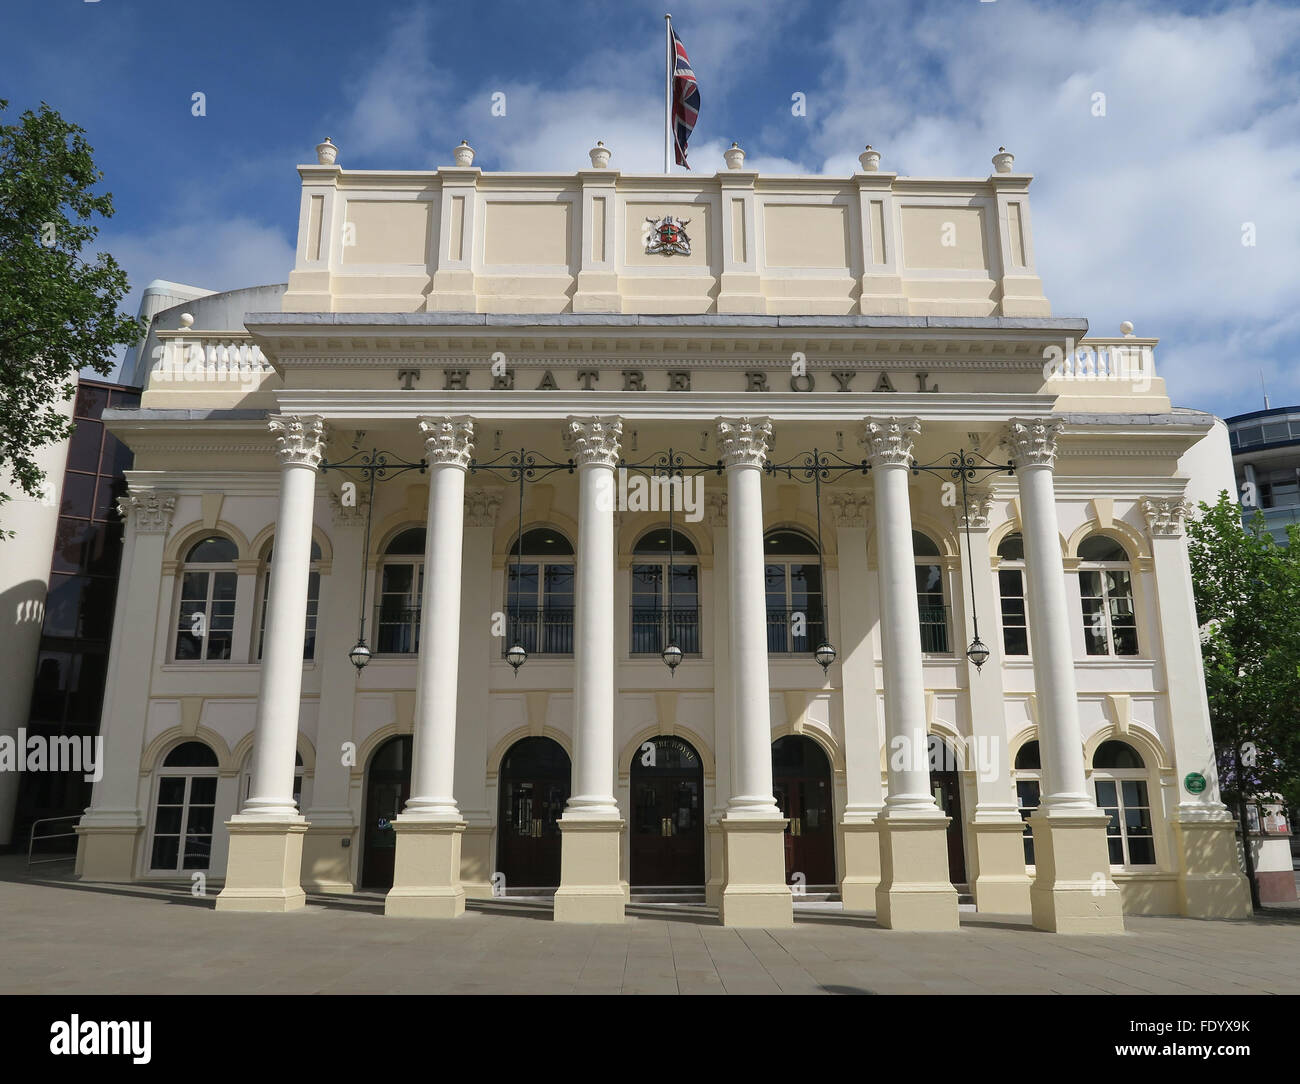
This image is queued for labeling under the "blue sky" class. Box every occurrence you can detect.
[4,0,1298,417]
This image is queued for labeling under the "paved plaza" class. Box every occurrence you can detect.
[3,858,1297,995]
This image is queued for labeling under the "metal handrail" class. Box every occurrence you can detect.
[27,814,81,868]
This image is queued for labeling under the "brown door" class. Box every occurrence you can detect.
[497,737,570,889]
[361,736,412,890]
[931,768,967,884]
[772,736,836,887]
[629,736,705,887]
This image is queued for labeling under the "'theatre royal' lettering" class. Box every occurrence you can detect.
[399,369,941,392]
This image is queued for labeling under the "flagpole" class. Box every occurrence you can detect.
[664,13,672,173]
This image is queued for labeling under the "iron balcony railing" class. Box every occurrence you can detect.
[501,608,575,657]
[630,608,701,656]
[765,607,827,655]
[918,604,951,654]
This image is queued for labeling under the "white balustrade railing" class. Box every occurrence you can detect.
[152,332,274,387]
[1049,336,1158,388]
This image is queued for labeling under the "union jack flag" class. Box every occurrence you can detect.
[671,28,700,168]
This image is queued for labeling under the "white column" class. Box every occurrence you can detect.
[1141,495,1251,918]
[75,490,176,881]
[216,414,325,912]
[554,415,625,924]
[715,417,792,928]
[385,415,474,918]
[704,490,731,908]
[829,489,885,909]
[1004,417,1123,932]
[862,416,958,930]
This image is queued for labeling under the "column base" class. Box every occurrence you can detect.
[1172,815,1253,919]
[214,820,308,912]
[554,817,625,924]
[74,815,143,882]
[705,819,725,908]
[969,817,1033,915]
[838,816,882,911]
[384,819,467,919]
[1027,810,1126,933]
[301,820,358,894]
[719,816,793,928]
[459,824,495,900]
[875,810,960,931]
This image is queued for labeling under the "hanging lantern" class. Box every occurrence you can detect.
[662,642,683,673]
[349,639,372,671]
[966,636,990,672]
[814,640,837,673]
[506,643,528,672]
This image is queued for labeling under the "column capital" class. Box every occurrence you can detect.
[952,488,994,531]
[465,487,504,528]
[268,413,328,469]
[1142,495,1194,538]
[705,491,728,527]
[563,415,623,467]
[418,415,475,469]
[328,487,370,529]
[828,489,872,528]
[860,416,919,467]
[116,490,177,534]
[1003,417,1064,469]
[715,416,772,468]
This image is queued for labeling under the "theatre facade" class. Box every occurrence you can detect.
[74,139,1251,930]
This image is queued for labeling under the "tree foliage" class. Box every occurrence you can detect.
[1188,491,1300,905]
[0,99,140,531]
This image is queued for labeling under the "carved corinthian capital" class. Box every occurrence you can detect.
[564,415,623,468]
[465,488,504,528]
[828,490,872,528]
[268,413,328,469]
[860,416,919,467]
[715,417,772,469]
[1003,418,1064,469]
[952,489,994,531]
[419,415,475,468]
[116,491,177,534]
[1142,496,1194,538]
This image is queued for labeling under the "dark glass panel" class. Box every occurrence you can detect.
[1014,741,1041,770]
[99,431,133,476]
[1078,535,1128,562]
[632,528,697,556]
[60,473,95,518]
[163,741,219,768]
[74,384,109,419]
[912,531,941,557]
[997,533,1024,560]
[185,536,237,563]
[511,528,573,556]
[157,777,187,804]
[153,807,183,834]
[763,530,818,556]
[189,776,218,804]
[42,575,88,638]
[1094,740,1144,770]
[150,836,179,870]
[385,528,426,555]
[65,422,103,473]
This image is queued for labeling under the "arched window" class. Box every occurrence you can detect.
[256,539,322,661]
[1013,739,1041,864]
[149,741,218,871]
[764,530,824,654]
[506,527,574,656]
[1092,740,1155,865]
[374,528,425,655]
[631,528,700,655]
[174,535,238,661]
[997,533,1029,656]
[1078,534,1138,656]
[913,531,950,654]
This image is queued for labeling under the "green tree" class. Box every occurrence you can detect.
[0,99,140,535]
[1187,491,1300,909]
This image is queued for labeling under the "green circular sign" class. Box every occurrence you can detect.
[1184,772,1207,794]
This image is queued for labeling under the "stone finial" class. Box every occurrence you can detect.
[992,146,1015,173]
[453,140,475,166]
[179,312,195,328]
[315,137,339,165]
[588,141,612,168]
[1121,321,1135,337]
[859,145,881,172]
[724,142,746,170]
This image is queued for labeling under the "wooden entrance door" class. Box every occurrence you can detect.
[361,736,412,890]
[772,736,836,887]
[931,764,967,884]
[497,737,570,889]
[629,736,705,886]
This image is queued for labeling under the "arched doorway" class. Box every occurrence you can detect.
[928,734,967,885]
[629,735,705,887]
[497,737,571,889]
[772,736,836,887]
[361,735,412,890]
